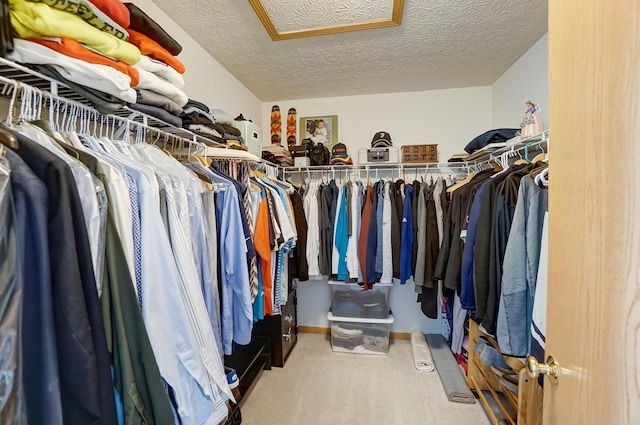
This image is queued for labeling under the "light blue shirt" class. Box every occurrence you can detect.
[84,142,230,425]
[187,163,253,355]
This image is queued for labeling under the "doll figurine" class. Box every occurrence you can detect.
[520,101,543,140]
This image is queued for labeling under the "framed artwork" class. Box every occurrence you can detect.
[299,115,339,148]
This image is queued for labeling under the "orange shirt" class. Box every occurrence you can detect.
[91,0,130,28]
[253,198,273,316]
[127,29,185,74]
[28,37,140,86]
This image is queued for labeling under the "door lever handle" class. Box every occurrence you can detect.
[526,355,559,385]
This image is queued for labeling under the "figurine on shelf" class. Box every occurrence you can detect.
[519,100,543,140]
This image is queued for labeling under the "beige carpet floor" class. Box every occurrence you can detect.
[240,333,491,425]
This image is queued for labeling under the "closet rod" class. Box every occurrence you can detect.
[282,162,472,176]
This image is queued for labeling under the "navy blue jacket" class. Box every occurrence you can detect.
[464,128,519,154]
[400,184,414,284]
[10,127,117,425]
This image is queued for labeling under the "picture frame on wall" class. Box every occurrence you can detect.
[299,115,339,148]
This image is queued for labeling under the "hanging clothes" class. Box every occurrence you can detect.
[0,116,301,424]
[358,185,375,289]
[0,151,26,425]
[318,183,333,276]
[480,164,533,336]
[289,190,309,282]
[7,148,60,423]
[334,186,349,280]
[7,125,117,425]
[375,181,385,280]
[400,183,414,285]
[411,180,421,274]
[496,175,548,357]
[530,211,549,382]
[252,181,272,321]
[420,183,441,318]
[391,179,404,279]
[346,180,361,281]
[365,183,379,284]
[380,181,393,284]
[414,183,429,290]
[459,179,491,310]
[436,169,494,292]
[304,181,321,277]
[472,164,529,324]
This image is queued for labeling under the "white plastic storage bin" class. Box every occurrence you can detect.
[328,281,392,319]
[327,312,394,355]
[233,120,261,157]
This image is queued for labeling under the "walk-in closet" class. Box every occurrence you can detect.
[0,0,637,424]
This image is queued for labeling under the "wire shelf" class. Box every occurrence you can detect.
[0,57,228,149]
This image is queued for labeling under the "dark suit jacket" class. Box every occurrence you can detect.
[8,126,117,425]
[5,149,63,425]
[289,191,309,282]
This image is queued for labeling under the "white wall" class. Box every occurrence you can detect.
[492,34,549,130]
[263,87,492,162]
[268,86,493,334]
[131,0,262,123]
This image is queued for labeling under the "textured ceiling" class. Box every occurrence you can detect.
[151,0,548,102]
[262,0,393,32]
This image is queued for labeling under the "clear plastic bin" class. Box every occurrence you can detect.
[327,311,394,355]
[328,280,391,319]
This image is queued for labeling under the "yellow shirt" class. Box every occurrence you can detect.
[9,0,140,65]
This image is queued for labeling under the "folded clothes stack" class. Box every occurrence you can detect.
[330,324,364,351]
[6,0,188,120]
[180,101,247,149]
[262,144,294,166]
[125,2,187,125]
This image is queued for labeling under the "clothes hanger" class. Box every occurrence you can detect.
[531,152,547,163]
[0,128,17,149]
[446,170,478,193]
[531,143,548,163]
[513,149,529,165]
[535,167,549,187]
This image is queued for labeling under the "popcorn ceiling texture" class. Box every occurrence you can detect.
[261,0,392,33]
[150,0,547,101]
